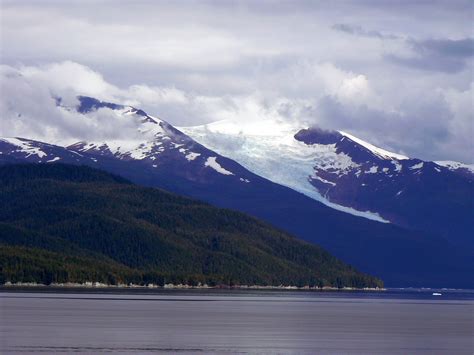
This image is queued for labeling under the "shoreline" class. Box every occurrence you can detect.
[0,281,385,292]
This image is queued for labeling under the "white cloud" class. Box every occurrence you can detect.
[1,60,472,163]
[337,75,371,103]
[439,83,474,162]
[127,85,188,106]
[0,0,472,163]
[0,63,142,144]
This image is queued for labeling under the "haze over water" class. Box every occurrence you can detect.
[1,289,473,354]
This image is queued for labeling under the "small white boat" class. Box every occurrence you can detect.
[432,292,442,296]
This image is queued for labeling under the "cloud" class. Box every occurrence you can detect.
[0,63,146,144]
[278,60,472,162]
[414,38,474,58]
[0,1,472,163]
[332,23,473,73]
[439,83,474,163]
[332,24,400,40]
[1,61,472,163]
[0,62,290,142]
[309,87,471,162]
[386,37,474,73]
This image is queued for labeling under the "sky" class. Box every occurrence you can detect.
[0,0,473,163]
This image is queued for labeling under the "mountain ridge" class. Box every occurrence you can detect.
[1,96,473,288]
[183,122,474,249]
[0,163,382,289]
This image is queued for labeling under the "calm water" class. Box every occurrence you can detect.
[1,288,473,354]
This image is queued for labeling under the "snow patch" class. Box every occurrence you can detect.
[366,166,378,174]
[128,143,155,160]
[1,137,47,158]
[77,139,166,161]
[204,157,234,175]
[185,152,201,161]
[312,174,336,186]
[391,160,402,173]
[46,157,61,162]
[339,131,409,160]
[312,145,360,175]
[409,162,424,170]
[435,161,474,174]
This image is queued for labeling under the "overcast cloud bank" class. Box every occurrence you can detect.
[0,1,472,162]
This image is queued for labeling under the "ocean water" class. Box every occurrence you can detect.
[1,288,473,354]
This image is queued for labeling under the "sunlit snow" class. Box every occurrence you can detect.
[339,131,409,160]
[181,119,389,223]
[409,162,424,170]
[204,157,234,175]
[185,152,201,161]
[435,161,474,174]
[1,137,48,158]
[366,166,378,174]
[391,160,403,173]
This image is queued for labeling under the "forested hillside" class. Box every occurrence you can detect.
[0,164,382,288]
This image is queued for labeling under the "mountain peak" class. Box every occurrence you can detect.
[294,127,342,145]
[338,131,409,161]
[76,96,124,113]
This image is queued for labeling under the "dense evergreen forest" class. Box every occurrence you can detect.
[0,164,382,288]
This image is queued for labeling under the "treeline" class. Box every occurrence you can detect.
[1,245,377,288]
[0,164,383,288]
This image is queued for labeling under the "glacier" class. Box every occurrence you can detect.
[180,119,390,223]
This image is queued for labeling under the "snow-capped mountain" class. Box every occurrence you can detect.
[67,97,255,184]
[181,119,391,222]
[0,137,94,164]
[294,127,474,247]
[181,121,474,249]
[433,160,474,176]
[2,96,474,288]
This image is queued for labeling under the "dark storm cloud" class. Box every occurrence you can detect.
[387,37,474,73]
[333,22,473,73]
[415,38,474,58]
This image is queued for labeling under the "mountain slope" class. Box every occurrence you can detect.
[0,163,382,288]
[294,128,474,249]
[1,96,473,288]
[182,122,474,249]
